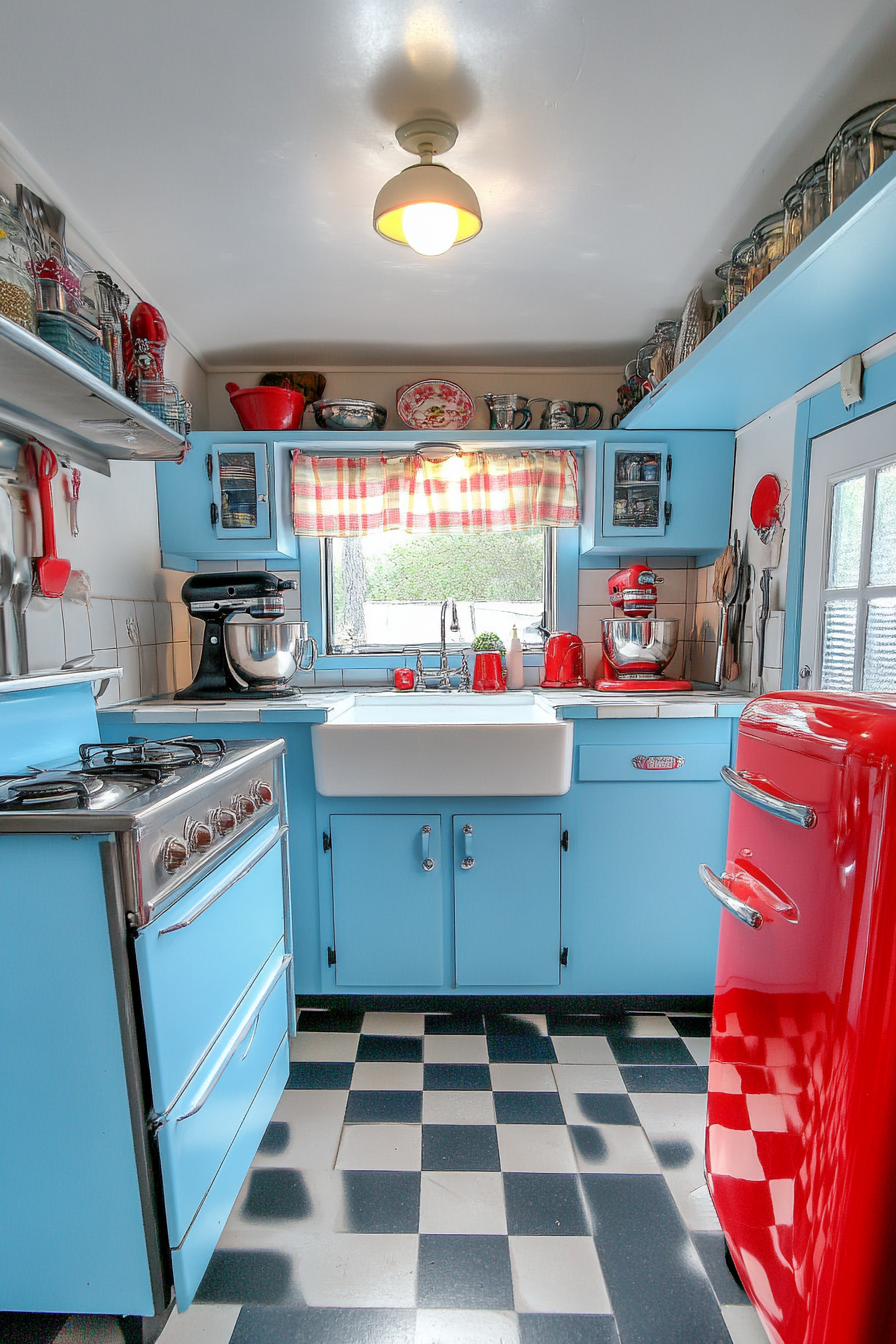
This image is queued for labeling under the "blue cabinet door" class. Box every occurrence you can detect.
[330,813,444,986]
[453,814,561,987]
[580,429,734,560]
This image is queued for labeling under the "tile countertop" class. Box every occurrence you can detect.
[99,687,752,724]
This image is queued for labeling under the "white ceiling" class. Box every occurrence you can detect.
[2,0,896,369]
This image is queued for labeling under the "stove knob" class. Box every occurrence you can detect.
[162,837,189,872]
[185,818,214,853]
[250,780,273,808]
[208,807,237,837]
[231,794,256,823]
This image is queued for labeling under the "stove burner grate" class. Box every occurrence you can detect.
[0,771,100,811]
[79,736,227,771]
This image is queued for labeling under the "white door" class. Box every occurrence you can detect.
[799,401,896,691]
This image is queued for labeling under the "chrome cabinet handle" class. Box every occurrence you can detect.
[156,824,287,934]
[421,824,434,872]
[699,864,763,929]
[461,823,475,870]
[721,766,816,829]
[169,954,291,1126]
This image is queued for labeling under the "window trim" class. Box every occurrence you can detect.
[297,525,580,670]
[321,528,557,656]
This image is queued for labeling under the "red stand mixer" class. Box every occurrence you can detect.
[595,564,692,692]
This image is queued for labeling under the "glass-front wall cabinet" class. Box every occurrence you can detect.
[602,442,669,539]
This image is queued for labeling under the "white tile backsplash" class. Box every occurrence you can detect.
[134,600,156,645]
[25,598,66,671]
[118,645,140,701]
[89,598,116,650]
[154,601,174,643]
[61,600,92,661]
[112,599,138,648]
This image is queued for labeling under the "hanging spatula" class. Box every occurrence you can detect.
[33,445,71,599]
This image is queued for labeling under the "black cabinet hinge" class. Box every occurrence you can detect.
[322,831,331,852]
[664,501,672,525]
[666,453,672,480]
[206,452,213,481]
[560,946,569,967]
[210,501,219,527]
[327,946,337,968]
[561,829,569,852]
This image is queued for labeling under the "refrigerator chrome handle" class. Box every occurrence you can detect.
[699,864,763,929]
[721,766,817,829]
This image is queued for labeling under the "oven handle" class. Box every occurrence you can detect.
[720,766,817,829]
[157,823,288,935]
[699,863,763,929]
[156,953,292,1129]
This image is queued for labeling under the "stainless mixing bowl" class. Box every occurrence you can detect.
[601,618,679,677]
[225,620,317,688]
[311,398,388,431]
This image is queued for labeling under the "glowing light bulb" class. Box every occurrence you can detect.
[401,201,460,255]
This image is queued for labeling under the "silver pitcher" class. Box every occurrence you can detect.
[531,399,604,430]
[481,393,532,430]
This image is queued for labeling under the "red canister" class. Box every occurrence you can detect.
[393,667,415,690]
[472,652,506,693]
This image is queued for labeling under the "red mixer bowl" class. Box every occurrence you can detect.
[226,382,306,431]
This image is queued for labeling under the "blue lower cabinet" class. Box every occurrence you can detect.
[454,814,562,987]
[330,813,444,986]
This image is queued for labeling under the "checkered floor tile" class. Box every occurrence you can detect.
[157,1008,765,1344]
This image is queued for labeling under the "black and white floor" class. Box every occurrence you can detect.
[4,1009,769,1344]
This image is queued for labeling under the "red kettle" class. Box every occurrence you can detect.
[541,631,589,688]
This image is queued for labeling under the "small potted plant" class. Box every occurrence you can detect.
[471,632,506,694]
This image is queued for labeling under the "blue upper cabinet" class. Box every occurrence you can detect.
[155,432,301,570]
[580,429,734,562]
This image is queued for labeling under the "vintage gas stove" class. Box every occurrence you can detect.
[0,681,293,1337]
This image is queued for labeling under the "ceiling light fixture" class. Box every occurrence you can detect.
[373,118,482,256]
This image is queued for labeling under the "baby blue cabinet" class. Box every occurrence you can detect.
[329,813,444,986]
[155,432,301,569]
[580,429,734,562]
[453,814,561,986]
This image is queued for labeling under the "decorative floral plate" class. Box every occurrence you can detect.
[396,379,475,430]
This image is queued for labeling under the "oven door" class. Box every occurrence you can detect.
[134,814,292,1307]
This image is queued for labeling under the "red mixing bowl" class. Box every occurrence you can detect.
[226,381,306,431]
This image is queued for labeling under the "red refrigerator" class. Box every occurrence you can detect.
[701,691,896,1344]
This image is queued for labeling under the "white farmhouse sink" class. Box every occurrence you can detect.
[311,692,573,796]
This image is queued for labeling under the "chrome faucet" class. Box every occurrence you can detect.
[438,599,460,690]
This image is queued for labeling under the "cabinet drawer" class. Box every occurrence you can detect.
[157,942,290,1249]
[578,742,729,783]
[170,1031,289,1309]
[135,817,286,1110]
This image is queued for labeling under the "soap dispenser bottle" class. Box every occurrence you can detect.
[506,624,524,690]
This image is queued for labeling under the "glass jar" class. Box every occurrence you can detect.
[0,194,38,332]
[782,182,803,256]
[724,236,755,310]
[796,159,829,243]
[827,100,896,212]
[748,211,785,290]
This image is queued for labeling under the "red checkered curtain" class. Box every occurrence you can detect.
[290,451,579,536]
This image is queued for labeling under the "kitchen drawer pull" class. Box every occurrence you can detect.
[157,824,287,934]
[421,825,434,872]
[632,755,685,770]
[699,864,763,929]
[721,766,816,829]
[169,953,292,1127]
[461,823,474,870]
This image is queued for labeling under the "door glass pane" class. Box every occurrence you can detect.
[217,452,258,529]
[827,474,865,587]
[862,598,896,690]
[820,600,857,690]
[869,463,896,585]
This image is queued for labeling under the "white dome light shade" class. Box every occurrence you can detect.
[401,202,460,255]
[374,162,482,254]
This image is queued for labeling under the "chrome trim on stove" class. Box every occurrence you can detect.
[157,826,288,935]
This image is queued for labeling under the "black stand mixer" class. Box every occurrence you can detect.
[175,571,298,700]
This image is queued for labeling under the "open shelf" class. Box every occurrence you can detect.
[623,153,896,433]
[0,313,186,475]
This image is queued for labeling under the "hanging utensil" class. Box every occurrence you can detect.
[713,533,741,687]
[32,445,71,599]
[63,467,81,537]
[756,567,772,683]
[726,545,750,682]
